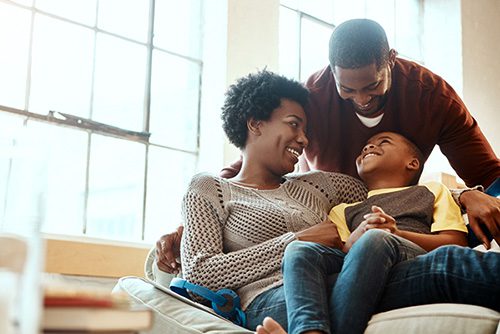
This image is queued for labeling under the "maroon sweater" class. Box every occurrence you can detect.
[303,58,500,188]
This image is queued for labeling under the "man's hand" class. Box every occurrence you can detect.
[155,225,184,274]
[460,190,500,249]
[294,218,343,249]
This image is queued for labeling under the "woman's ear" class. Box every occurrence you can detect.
[247,118,262,136]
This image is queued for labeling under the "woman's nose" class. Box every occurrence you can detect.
[297,130,309,147]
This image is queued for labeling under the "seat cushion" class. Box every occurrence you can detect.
[365,303,500,334]
[114,276,253,334]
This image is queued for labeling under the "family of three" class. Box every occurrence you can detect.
[157,19,500,334]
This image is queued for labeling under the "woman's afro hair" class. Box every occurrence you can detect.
[221,69,309,149]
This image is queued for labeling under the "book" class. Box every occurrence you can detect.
[42,305,153,332]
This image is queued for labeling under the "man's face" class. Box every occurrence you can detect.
[333,62,393,118]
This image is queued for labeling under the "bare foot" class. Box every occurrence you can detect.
[255,317,287,334]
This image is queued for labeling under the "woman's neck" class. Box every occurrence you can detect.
[230,158,284,190]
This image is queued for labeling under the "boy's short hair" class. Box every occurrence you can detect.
[400,135,424,185]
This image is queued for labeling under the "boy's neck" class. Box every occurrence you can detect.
[364,176,412,192]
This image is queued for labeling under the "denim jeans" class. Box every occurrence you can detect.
[286,229,426,334]
[245,230,500,334]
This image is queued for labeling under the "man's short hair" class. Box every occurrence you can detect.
[329,19,390,70]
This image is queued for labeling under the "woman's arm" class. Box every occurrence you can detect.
[181,190,295,292]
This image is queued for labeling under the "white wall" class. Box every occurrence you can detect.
[223,0,280,166]
[461,0,500,156]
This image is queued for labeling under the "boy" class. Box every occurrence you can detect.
[332,131,468,253]
[278,131,468,334]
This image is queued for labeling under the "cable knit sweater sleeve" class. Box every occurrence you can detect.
[180,174,296,292]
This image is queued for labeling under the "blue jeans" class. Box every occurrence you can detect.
[286,229,426,334]
[246,229,425,333]
[245,230,500,333]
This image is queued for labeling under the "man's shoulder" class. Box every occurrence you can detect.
[394,58,447,88]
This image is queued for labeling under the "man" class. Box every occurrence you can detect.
[157,18,500,273]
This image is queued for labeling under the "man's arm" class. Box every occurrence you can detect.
[155,226,183,274]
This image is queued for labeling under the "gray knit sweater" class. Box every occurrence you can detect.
[180,170,367,309]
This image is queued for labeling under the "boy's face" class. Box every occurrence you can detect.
[356,132,417,181]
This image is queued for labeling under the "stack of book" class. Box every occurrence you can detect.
[42,284,152,333]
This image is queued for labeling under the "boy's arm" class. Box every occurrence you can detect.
[364,205,468,251]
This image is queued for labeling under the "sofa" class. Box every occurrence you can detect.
[113,247,500,334]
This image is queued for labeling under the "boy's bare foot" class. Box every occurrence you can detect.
[255,317,287,334]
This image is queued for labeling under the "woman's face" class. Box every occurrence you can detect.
[255,98,308,176]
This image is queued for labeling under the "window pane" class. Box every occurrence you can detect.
[11,0,33,6]
[366,0,395,47]
[92,34,147,131]
[86,134,145,241]
[149,50,200,151]
[395,0,422,60]
[332,0,365,25]
[0,4,31,109]
[0,113,25,229]
[298,0,334,24]
[30,14,94,117]
[1,119,49,234]
[144,146,196,242]
[36,0,97,26]
[30,123,88,236]
[279,6,300,80]
[154,0,202,59]
[300,18,332,80]
[98,0,149,42]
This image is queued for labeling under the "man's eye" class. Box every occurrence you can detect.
[380,139,389,144]
[289,121,298,127]
[367,83,381,90]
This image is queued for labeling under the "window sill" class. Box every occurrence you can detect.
[43,234,152,278]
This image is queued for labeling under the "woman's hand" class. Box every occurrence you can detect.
[294,218,343,249]
[155,225,184,274]
[459,190,500,249]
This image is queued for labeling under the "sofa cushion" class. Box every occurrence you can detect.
[365,303,499,334]
[114,276,253,334]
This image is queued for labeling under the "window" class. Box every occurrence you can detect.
[0,0,203,243]
[279,0,422,81]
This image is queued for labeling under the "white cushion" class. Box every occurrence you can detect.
[365,303,500,334]
[114,276,253,334]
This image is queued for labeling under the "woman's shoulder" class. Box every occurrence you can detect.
[187,172,226,193]
[288,170,364,185]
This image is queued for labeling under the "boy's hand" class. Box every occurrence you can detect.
[343,206,397,252]
[363,205,399,235]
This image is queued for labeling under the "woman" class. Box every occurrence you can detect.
[179,70,366,330]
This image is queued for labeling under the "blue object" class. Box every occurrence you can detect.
[169,277,247,327]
